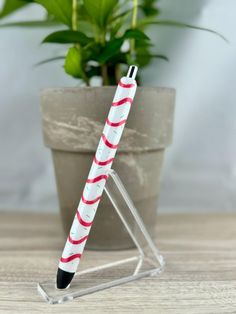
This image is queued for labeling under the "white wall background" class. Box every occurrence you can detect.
[0,0,235,213]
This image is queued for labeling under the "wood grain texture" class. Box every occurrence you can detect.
[0,213,236,313]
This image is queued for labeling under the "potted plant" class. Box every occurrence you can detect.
[0,0,225,249]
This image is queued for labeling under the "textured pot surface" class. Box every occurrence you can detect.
[41,86,175,250]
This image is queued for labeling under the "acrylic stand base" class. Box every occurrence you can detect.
[37,169,165,304]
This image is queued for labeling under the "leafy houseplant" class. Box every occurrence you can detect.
[0,0,225,249]
[0,0,224,84]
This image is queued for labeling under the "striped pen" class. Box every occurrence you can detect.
[57,65,138,289]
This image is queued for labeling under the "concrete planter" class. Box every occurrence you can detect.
[41,86,175,250]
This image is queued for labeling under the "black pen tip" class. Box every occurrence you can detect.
[56,268,75,289]
[127,65,138,79]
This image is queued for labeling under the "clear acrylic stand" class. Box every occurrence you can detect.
[37,169,165,304]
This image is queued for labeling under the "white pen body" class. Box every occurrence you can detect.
[59,76,137,274]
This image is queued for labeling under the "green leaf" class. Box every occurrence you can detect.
[124,29,150,41]
[151,54,169,61]
[0,20,59,27]
[86,66,101,78]
[137,16,157,29]
[137,53,168,66]
[110,18,123,38]
[143,19,228,42]
[35,56,65,66]
[0,0,32,19]
[135,39,154,48]
[111,8,132,22]
[42,30,93,45]
[96,28,150,64]
[35,0,72,27]
[84,0,117,29]
[104,52,127,64]
[139,0,160,17]
[97,38,123,63]
[64,47,84,78]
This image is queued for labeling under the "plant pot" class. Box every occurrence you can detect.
[40,86,175,250]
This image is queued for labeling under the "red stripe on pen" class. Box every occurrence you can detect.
[68,234,88,245]
[118,81,135,88]
[60,253,81,263]
[86,174,108,183]
[93,156,114,166]
[76,211,93,227]
[81,193,101,205]
[106,118,127,127]
[112,97,133,106]
[101,134,119,149]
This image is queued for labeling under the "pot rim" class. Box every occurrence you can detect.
[40,85,175,95]
[41,85,175,153]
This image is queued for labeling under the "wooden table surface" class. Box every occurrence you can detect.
[0,212,235,313]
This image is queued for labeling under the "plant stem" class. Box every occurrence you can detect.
[101,64,109,85]
[72,0,89,86]
[130,0,138,57]
[72,0,78,31]
[72,0,80,50]
[100,25,108,85]
[132,0,138,28]
[115,64,121,84]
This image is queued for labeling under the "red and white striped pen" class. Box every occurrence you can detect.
[57,65,138,289]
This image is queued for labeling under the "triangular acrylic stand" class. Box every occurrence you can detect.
[37,169,165,304]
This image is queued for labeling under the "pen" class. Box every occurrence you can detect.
[57,65,138,289]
